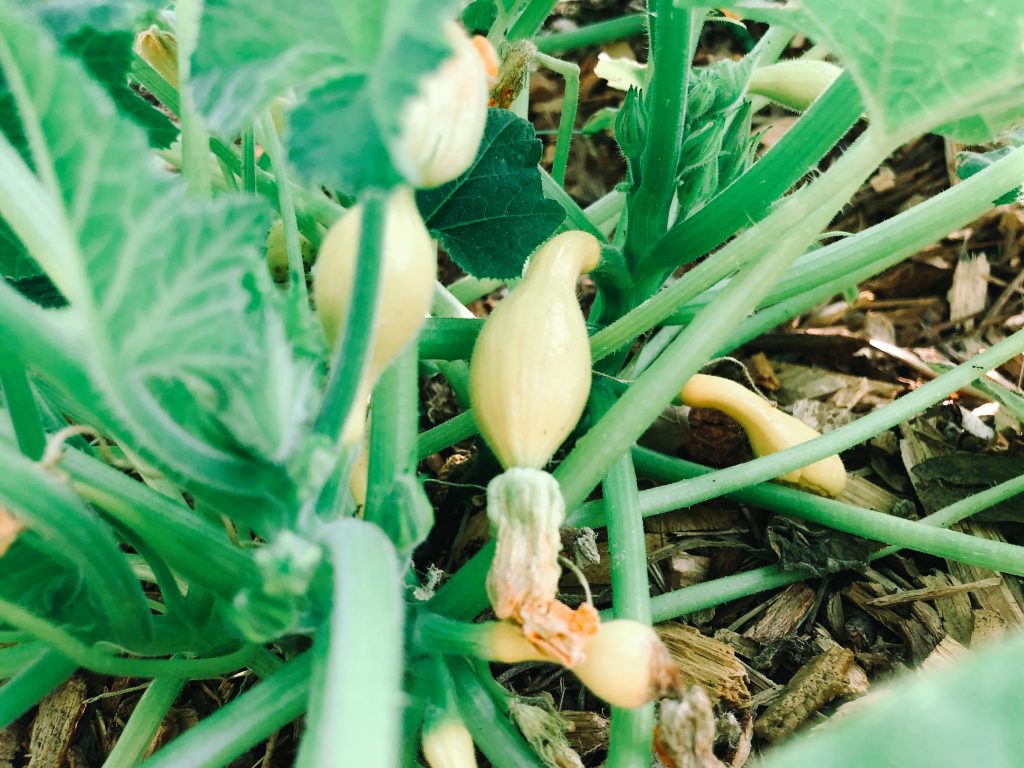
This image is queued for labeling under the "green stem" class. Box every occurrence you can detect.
[102,678,185,768]
[593,384,654,766]
[255,113,309,303]
[298,520,404,768]
[417,409,477,459]
[541,169,606,241]
[507,0,559,40]
[0,594,255,677]
[448,657,546,767]
[418,317,484,361]
[557,129,890,509]
[446,275,504,305]
[143,653,312,768]
[315,190,386,440]
[749,24,793,66]
[0,441,153,648]
[601,325,1024,520]
[242,125,257,195]
[412,610,497,658]
[534,53,579,186]
[647,71,862,273]
[576,449,1024,576]
[428,540,495,619]
[682,143,1024,329]
[173,0,211,199]
[625,0,700,271]
[535,14,647,55]
[0,358,45,459]
[0,649,77,729]
[61,448,260,598]
[365,347,418,525]
[633,448,1024,621]
[0,642,46,680]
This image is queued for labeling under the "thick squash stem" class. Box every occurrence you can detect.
[485,468,599,666]
[680,374,847,497]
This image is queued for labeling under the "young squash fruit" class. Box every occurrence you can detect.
[314,186,437,445]
[421,716,477,768]
[469,230,601,470]
[468,231,602,665]
[680,373,847,497]
[397,23,493,188]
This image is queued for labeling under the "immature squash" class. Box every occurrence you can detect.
[469,231,601,470]
[314,186,436,445]
[680,373,847,497]
[397,23,492,188]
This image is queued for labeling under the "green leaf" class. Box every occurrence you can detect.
[415,108,564,280]
[62,28,177,148]
[762,633,1024,768]
[957,146,1021,205]
[0,6,313,486]
[193,0,460,193]
[461,0,497,34]
[18,0,162,37]
[700,0,1024,143]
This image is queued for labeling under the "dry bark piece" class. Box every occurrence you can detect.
[0,725,19,768]
[753,646,855,744]
[970,608,1007,647]
[27,676,87,768]
[561,710,609,757]
[657,624,751,706]
[920,572,974,646]
[844,581,943,661]
[742,584,816,645]
[920,634,970,672]
[866,576,1002,607]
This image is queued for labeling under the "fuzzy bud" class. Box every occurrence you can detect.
[422,716,477,768]
[0,507,22,557]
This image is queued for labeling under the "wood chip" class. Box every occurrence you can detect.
[27,676,87,768]
[743,584,816,644]
[748,353,781,392]
[865,576,1002,607]
[970,608,1007,647]
[753,646,855,744]
[920,634,970,672]
[947,253,990,324]
[844,581,943,661]
[836,474,904,513]
[562,710,609,757]
[657,624,751,706]
[920,573,974,645]
[0,726,19,768]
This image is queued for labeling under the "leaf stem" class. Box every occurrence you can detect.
[298,520,404,767]
[0,649,78,729]
[534,53,579,186]
[0,358,45,459]
[102,678,185,768]
[142,654,311,768]
[625,1,700,271]
[535,14,647,55]
[593,384,655,766]
[632,448,1024,621]
[255,113,309,303]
